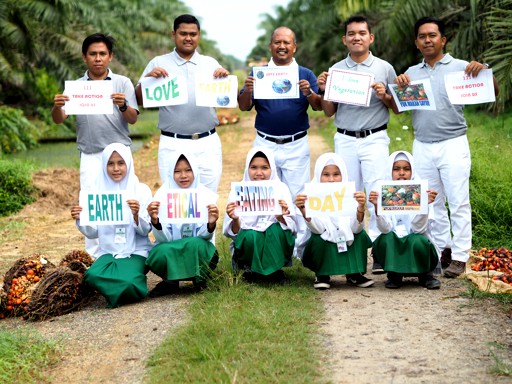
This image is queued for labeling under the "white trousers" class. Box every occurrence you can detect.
[413,135,471,262]
[80,151,104,258]
[334,130,390,241]
[158,133,222,193]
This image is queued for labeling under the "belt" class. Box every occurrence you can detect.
[337,124,387,138]
[161,128,216,140]
[257,130,307,144]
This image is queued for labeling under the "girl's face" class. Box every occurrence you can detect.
[107,151,127,182]
[248,156,271,181]
[392,160,412,180]
[174,158,194,188]
[320,165,342,182]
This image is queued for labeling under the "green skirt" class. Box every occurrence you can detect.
[372,232,439,274]
[302,230,372,276]
[84,254,148,308]
[234,222,295,275]
[146,237,218,284]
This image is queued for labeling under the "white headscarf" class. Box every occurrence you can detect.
[97,143,138,258]
[387,150,416,180]
[307,152,360,244]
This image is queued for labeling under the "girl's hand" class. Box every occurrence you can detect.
[368,191,379,206]
[207,204,219,224]
[427,189,438,204]
[71,205,82,220]
[226,202,239,220]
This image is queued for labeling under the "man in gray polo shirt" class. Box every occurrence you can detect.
[52,33,139,257]
[136,14,229,192]
[395,16,499,278]
[317,15,397,280]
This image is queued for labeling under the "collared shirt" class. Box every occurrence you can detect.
[75,69,138,153]
[332,52,397,130]
[240,59,319,136]
[138,49,221,135]
[406,53,468,142]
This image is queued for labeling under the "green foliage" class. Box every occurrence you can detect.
[0,329,60,383]
[0,107,39,155]
[147,239,324,384]
[0,160,36,217]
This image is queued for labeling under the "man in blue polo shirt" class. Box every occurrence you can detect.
[317,15,397,280]
[238,26,322,259]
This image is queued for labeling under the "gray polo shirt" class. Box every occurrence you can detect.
[406,53,468,143]
[75,69,137,154]
[332,52,396,130]
[138,49,220,135]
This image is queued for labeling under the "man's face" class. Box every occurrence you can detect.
[415,22,446,61]
[343,22,374,57]
[269,28,296,65]
[82,42,112,80]
[172,23,200,58]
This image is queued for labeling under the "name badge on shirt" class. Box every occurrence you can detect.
[336,236,347,253]
[181,224,193,238]
[256,218,268,231]
[395,224,408,238]
[114,227,127,244]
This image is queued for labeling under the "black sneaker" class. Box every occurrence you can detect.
[418,272,441,290]
[313,275,331,290]
[385,272,403,289]
[372,261,385,275]
[440,248,452,269]
[346,273,375,288]
[149,280,179,298]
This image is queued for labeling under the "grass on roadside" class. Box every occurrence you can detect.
[0,328,60,383]
[146,237,326,384]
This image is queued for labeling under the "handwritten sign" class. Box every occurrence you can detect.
[140,75,188,108]
[376,180,428,215]
[231,181,281,216]
[63,81,113,115]
[303,182,356,217]
[156,188,208,224]
[252,66,299,99]
[195,74,238,108]
[79,190,131,225]
[325,69,374,107]
[444,69,495,105]
[389,79,437,111]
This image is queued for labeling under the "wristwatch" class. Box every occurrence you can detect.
[483,63,490,69]
[119,102,128,112]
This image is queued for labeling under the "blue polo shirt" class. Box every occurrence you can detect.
[241,65,318,136]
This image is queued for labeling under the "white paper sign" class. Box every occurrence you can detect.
[303,182,356,217]
[64,81,113,115]
[156,188,214,224]
[325,68,374,106]
[230,181,281,216]
[140,75,188,108]
[388,79,437,111]
[195,74,238,108]
[376,180,428,216]
[252,66,299,99]
[444,69,495,105]
[79,190,131,225]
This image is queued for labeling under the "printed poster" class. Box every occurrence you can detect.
[140,75,188,108]
[376,180,429,216]
[79,190,131,225]
[252,66,299,99]
[230,181,281,216]
[195,74,238,108]
[64,81,113,115]
[444,69,496,105]
[156,188,217,224]
[388,79,437,111]
[324,68,374,107]
[303,182,356,217]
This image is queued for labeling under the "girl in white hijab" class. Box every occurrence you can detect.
[295,153,373,290]
[70,143,153,308]
[145,151,219,297]
[224,146,297,283]
[369,150,440,289]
